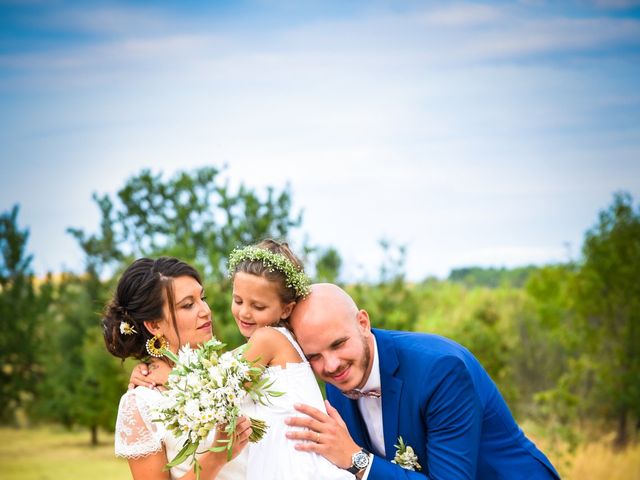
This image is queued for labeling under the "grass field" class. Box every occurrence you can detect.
[0,426,638,479]
[0,426,129,480]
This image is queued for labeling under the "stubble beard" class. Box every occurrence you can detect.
[354,333,372,390]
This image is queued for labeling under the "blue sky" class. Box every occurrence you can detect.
[1,0,639,280]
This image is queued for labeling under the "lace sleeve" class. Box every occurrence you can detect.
[114,389,164,459]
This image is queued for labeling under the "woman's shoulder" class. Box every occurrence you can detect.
[117,386,161,417]
[120,385,161,401]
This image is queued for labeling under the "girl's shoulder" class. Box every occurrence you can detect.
[249,324,290,340]
[247,326,303,367]
[249,326,291,351]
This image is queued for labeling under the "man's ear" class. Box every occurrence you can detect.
[281,301,296,320]
[143,320,162,336]
[356,309,371,332]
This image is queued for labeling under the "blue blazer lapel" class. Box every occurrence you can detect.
[351,399,376,454]
[373,329,403,461]
[327,386,374,452]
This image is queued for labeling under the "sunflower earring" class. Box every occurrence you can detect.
[145,334,169,358]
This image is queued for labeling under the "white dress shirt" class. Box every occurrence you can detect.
[357,336,383,479]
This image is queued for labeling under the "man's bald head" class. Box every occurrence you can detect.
[290,283,358,331]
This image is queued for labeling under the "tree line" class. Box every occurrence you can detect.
[1,167,638,451]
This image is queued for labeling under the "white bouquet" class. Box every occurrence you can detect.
[154,337,281,478]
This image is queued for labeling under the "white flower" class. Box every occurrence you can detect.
[177,345,198,367]
[185,372,202,390]
[184,399,201,419]
[119,321,136,335]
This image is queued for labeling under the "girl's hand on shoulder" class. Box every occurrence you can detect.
[128,359,171,390]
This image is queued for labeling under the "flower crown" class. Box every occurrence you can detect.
[228,246,311,298]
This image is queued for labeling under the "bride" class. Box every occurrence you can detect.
[103,257,251,480]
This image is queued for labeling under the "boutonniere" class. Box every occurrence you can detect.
[391,436,422,471]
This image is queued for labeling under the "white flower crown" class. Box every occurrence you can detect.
[228,246,311,298]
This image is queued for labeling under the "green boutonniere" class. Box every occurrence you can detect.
[391,436,422,471]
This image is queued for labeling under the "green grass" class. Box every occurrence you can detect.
[2,425,638,480]
[0,426,130,480]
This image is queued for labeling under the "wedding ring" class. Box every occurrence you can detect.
[316,432,320,443]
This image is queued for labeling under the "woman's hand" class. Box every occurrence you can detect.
[211,416,253,462]
[128,359,172,390]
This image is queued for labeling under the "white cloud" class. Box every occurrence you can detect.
[419,3,505,27]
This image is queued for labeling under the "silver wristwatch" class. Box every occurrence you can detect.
[346,448,370,475]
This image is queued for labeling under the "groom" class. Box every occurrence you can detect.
[285,283,560,479]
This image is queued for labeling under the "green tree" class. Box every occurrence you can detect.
[449,265,539,288]
[349,240,419,332]
[33,273,122,444]
[518,265,574,417]
[69,166,303,347]
[572,192,640,447]
[76,329,130,444]
[0,205,40,424]
[108,167,299,276]
[313,246,342,284]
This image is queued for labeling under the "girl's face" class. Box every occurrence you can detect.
[231,272,295,339]
[148,275,213,352]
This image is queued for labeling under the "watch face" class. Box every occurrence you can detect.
[353,451,369,469]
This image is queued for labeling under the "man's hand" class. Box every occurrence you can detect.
[128,360,171,390]
[285,400,360,470]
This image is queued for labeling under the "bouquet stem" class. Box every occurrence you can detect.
[249,418,268,442]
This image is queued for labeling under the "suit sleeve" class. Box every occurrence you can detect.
[368,356,482,480]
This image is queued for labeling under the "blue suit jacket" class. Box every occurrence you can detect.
[326,329,560,479]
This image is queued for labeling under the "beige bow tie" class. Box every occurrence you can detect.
[342,388,381,400]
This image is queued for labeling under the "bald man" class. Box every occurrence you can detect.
[284,283,559,480]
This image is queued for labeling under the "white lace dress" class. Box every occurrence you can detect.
[242,327,353,480]
[114,386,247,479]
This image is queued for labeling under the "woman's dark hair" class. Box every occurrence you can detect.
[231,238,305,304]
[103,257,201,360]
